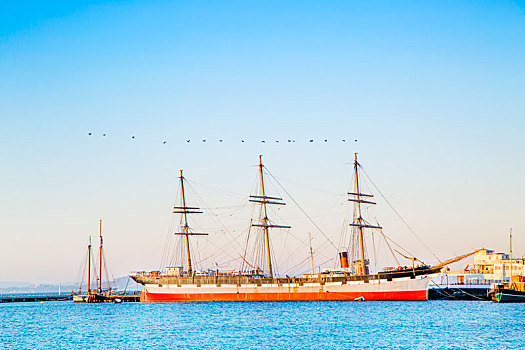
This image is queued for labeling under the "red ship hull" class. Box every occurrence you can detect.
[140,288,428,302]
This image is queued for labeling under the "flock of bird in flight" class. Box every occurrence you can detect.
[87,132,357,144]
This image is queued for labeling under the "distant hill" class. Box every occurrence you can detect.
[0,276,141,294]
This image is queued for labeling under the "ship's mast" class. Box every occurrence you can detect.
[259,155,272,278]
[348,153,381,275]
[354,154,366,274]
[309,232,315,274]
[510,228,513,281]
[98,219,102,292]
[87,237,92,293]
[173,170,207,275]
[250,155,290,278]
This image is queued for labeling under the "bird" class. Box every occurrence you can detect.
[163,141,167,144]
[288,140,291,143]
[88,132,92,136]
[131,136,135,139]
[219,139,223,142]
[309,139,313,142]
[324,139,327,142]
[355,139,358,142]
[342,139,346,142]
[275,140,279,143]
[241,140,245,143]
[103,133,106,136]
[186,140,190,143]
[261,140,266,143]
[202,139,206,142]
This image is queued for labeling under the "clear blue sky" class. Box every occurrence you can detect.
[1,1,524,283]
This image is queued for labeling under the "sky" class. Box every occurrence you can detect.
[1,0,524,283]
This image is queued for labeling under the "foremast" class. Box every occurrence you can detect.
[87,237,92,293]
[173,170,208,275]
[98,219,103,292]
[348,153,382,275]
[249,155,290,278]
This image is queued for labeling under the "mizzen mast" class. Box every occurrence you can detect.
[348,153,381,275]
[98,219,103,292]
[250,155,290,278]
[173,170,208,275]
[87,237,92,293]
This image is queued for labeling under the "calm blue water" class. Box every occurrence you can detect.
[1,301,523,349]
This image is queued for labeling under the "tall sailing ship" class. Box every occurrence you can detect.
[131,154,454,302]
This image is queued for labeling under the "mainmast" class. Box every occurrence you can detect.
[250,155,290,278]
[173,170,207,275]
[309,232,315,274]
[510,228,513,281]
[87,237,92,293]
[98,219,102,292]
[348,153,381,275]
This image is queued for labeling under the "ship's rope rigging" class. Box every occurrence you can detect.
[75,235,116,292]
[339,164,432,271]
[76,247,89,292]
[264,166,338,252]
[358,164,442,264]
[158,156,437,277]
[185,179,246,253]
[160,174,254,272]
[256,166,341,273]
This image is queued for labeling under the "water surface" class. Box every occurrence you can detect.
[1,301,523,349]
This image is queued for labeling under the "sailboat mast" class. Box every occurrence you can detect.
[99,219,102,292]
[179,170,193,275]
[87,237,92,293]
[354,153,366,275]
[309,232,315,274]
[510,228,513,281]
[259,155,273,278]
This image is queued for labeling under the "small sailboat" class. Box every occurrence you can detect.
[489,229,525,302]
[74,220,114,303]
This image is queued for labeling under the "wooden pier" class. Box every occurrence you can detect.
[0,292,72,303]
[73,291,141,303]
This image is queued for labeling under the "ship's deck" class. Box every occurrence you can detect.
[131,266,441,286]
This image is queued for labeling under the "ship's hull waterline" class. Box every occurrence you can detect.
[134,275,433,302]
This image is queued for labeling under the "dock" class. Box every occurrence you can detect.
[73,290,141,303]
[0,292,72,303]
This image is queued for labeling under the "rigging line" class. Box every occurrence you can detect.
[376,220,401,266]
[74,246,88,290]
[287,257,312,275]
[317,257,337,269]
[279,236,312,268]
[78,248,89,292]
[185,180,245,253]
[311,240,342,261]
[371,228,377,268]
[382,231,424,264]
[269,239,279,276]
[200,205,246,210]
[359,165,442,264]
[90,247,100,283]
[264,167,338,251]
[273,175,341,195]
[189,179,246,199]
[160,186,181,270]
[102,250,112,290]
[241,205,257,271]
